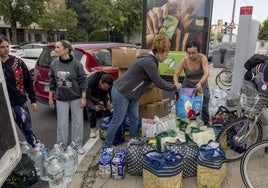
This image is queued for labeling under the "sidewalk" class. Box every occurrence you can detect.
[69,64,245,188]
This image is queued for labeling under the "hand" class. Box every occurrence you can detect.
[107,103,113,110]
[196,82,202,89]
[80,98,86,108]
[31,103,37,111]
[174,82,182,89]
[49,98,54,109]
[95,105,102,112]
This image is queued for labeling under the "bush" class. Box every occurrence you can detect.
[66,28,87,42]
[88,30,107,41]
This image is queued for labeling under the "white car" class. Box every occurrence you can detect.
[9,45,26,57]
[17,57,37,80]
[21,43,45,59]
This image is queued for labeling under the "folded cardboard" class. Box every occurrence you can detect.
[139,99,169,119]
[139,85,163,106]
[112,48,150,68]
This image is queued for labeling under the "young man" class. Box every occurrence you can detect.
[86,71,114,138]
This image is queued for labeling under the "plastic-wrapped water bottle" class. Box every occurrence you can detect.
[47,157,65,188]
[20,141,32,155]
[40,148,49,181]
[63,145,78,183]
[32,146,43,176]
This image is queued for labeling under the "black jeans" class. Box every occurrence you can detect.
[86,106,112,129]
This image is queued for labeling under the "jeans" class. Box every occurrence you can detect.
[104,86,139,147]
[56,98,84,149]
[12,103,39,147]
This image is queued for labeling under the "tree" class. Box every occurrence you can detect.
[258,19,268,40]
[0,0,44,44]
[113,0,142,43]
[38,0,78,42]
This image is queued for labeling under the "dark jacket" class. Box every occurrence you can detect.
[86,71,111,110]
[1,55,36,106]
[114,52,177,101]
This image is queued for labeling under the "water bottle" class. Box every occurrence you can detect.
[62,145,78,183]
[47,157,65,188]
[169,100,176,118]
[32,146,43,176]
[49,144,65,165]
[20,141,32,155]
[40,148,49,181]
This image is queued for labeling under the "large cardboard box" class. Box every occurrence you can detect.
[139,99,169,119]
[112,48,149,68]
[138,85,163,106]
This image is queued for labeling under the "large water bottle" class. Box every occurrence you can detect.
[63,145,78,183]
[47,157,65,188]
[20,141,32,155]
[49,144,65,165]
[40,148,49,181]
[32,146,43,176]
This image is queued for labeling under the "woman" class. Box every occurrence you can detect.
[0,37,40,147]
[173,40,210,124]
[49,40,87,154]
[104,34,181,148]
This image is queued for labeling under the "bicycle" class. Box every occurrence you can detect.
[215,67,232,90]
[216,86,268,162]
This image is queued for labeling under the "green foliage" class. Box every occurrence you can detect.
[258,20,268,40]
[66,28,87,42]
[88,30,107,41]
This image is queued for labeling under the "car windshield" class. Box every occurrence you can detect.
[37,47,84,68]
[92,49,112,66]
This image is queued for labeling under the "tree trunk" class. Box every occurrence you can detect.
[11,19,17,44]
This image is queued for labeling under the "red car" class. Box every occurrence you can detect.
[34,42,137,104]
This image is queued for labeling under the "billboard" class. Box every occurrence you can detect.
[142,0,213,78]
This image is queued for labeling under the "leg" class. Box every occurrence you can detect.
[12,103,38,147]
[70,98,84,149]
[104,86,129,148]
[127,100,139,139]
[56,100,70,149]
[202,82,210,124]
[86,106,97,129]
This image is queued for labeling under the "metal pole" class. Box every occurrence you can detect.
[230,0,236,42]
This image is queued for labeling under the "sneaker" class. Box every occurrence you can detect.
[76,147,85,155]
[90,128,97,138]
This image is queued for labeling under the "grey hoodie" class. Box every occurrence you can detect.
[114,52,177,101]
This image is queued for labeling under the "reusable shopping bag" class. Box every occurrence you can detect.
[164,141,199,178]
[176,88,203,118]
[143,150,183,188]
[126,138,156,176]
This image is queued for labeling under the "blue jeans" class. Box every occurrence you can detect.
[104,86,139,147]
[12,103,39,147]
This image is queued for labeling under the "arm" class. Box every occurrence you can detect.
[197,54,210,88]
[76,63,87,108]
[49,65,56,109]
[173,58,185,84]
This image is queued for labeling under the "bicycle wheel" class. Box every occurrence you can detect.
[215,69,232,90]
[216,117,262,162]
[240,140,268,188]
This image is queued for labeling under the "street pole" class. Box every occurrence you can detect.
[230,0,236,42]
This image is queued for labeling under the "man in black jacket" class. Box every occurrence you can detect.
[86,71,114,138]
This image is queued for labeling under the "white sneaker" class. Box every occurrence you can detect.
[90,128,97,138]
[76,147,85,155]
[127,138,139,147]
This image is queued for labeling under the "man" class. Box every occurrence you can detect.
[0,37,40,147]
[86,71,114,138]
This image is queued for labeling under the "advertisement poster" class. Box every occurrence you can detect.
[142,0,213,78]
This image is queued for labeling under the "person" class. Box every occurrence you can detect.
[48,40,87,154]
[173,40,210,124]
[86,71,114,138]
[104,34,181,148]
[0,37,40,148]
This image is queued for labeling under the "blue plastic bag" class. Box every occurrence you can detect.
[176,88,203,118]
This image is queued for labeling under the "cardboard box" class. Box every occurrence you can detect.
[138,85,163,106]
[118,68,128,77]
[139,99,169,119]
[112,48,149,68]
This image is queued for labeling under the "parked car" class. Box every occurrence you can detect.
[21,43,45,59]
[9,45,25,57]
[34,42,137,105]
[20,57,37,81]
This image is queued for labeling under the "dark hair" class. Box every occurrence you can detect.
[100,74,114,86]
[0,36,9,44]
[185,40,200,52]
